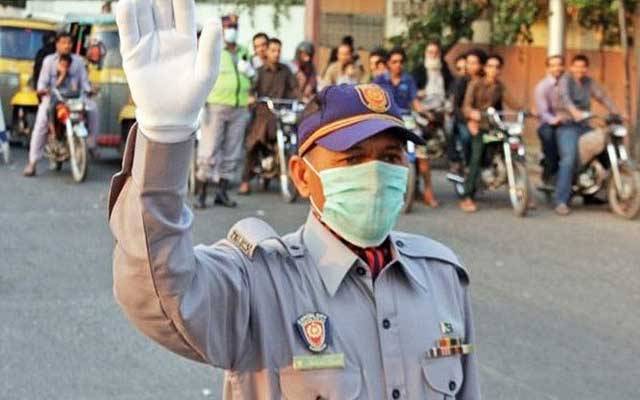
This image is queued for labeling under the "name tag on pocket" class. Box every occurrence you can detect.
[292,353,345,371]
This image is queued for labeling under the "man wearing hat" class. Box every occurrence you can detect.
[110,0,481,398]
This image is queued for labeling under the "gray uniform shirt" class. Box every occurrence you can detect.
[108,128,481,400]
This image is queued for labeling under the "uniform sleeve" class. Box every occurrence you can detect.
[37,56,52,92]
[109,126,252,369]
[457,286,481,399]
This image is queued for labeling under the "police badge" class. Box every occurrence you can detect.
[295,312,331,353]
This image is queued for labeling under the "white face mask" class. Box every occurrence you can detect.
[224,28,238,44]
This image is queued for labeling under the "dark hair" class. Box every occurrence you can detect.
[546,54,564,65]
[55,31,72,43]
[252,32,268,43]
[268,38,282,47]
[387,47,406,62]
[369,46,387,61]
[341,35,354,49]
[455,54,466,63]
[487,54,504,66]
[465,48,488,65]
[572,54,590,66]
[59,54,72,65]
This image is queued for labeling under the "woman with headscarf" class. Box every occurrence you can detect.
[293,41,318,103]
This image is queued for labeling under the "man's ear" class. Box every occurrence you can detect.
[289,155,311,198]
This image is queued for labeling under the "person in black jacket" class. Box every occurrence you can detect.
[412,40,454,99]
[32,32,56,89]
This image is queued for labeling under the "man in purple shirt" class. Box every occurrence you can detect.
[534,55,567,186]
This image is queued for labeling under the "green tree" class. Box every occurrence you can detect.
[566,0,638,46]
[391,0,543,68]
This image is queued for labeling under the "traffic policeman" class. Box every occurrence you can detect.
[110,1,481,398]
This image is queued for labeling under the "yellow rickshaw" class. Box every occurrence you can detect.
[0,17,59,145]
[64,14,134,154]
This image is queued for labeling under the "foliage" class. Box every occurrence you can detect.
[566,0,638,46]
[391,0,543,68]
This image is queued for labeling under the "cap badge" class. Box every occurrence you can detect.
[356,84,390,113]
[295,312,330,353]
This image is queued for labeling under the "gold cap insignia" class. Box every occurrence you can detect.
[355,84,390,113]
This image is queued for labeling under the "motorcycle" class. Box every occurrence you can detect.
[44,88,90,183]
[447,108,531,217]
[538,114,640,219]
[414,96,451,161]
[252,97,305,203]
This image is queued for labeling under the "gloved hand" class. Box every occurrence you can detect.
[115,0,222,143]
[237,59,255,78]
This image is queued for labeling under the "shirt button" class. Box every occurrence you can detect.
[356,267,367,276]
[449,381,457,391]
[395,240,404,248]
[392,389,401,399]
[382,319,391,329]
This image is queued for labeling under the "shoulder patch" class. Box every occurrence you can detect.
[227,218,288,259]
[391,231,469,284]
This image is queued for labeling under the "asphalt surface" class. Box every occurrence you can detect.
[1,146,639,400]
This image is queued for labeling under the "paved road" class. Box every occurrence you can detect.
[1,147,639,400]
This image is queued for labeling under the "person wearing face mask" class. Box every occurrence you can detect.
[194,14,254,209]
[109,2,481,397]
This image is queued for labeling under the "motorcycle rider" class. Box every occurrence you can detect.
[23,32,99,177]
[553,54,623,216]
[322,41,362,87]
[374,47,439,208]
[453,54,467,78]
[238,37,299,195]
[251,32,269,69]
[460,54,521,213]
[195,14,253,209]
[367,47,387,82]
[293,41,318,103]
[534,55,566,188]
[451,49,487,172]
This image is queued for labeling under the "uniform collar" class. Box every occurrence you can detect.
[302,213,359,297]
[300,213,445,296]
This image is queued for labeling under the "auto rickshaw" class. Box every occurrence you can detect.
[64,14,134,154]
[0,17,59,145]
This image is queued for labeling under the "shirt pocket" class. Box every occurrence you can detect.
[421,356,464,399]
[279,366,362,400]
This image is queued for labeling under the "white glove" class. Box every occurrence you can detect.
[115,0,222,143]
[237,58,255,78]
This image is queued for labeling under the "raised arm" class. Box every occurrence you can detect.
[110,0,252,369]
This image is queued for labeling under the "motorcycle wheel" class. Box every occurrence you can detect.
[510,160,529,217]
[608,164,640,220]
[70,136,88,183]
[402,162,417,213]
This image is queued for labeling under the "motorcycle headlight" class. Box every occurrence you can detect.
[613,125,628,137]
[67,100,84,112]
[402,116,417,130]
[281,111,298,125]
[507,124,523,136]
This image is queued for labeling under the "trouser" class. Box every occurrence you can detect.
[463,132,484,199]
[456,120,472,164]
[29,96,98,163]
[537,123,558,180]
[554,122,588,205]
[196,103,250,183]
[241,141,265,183]
[0,99,6,143]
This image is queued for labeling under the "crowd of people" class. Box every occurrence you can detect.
[14,11,626,218]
